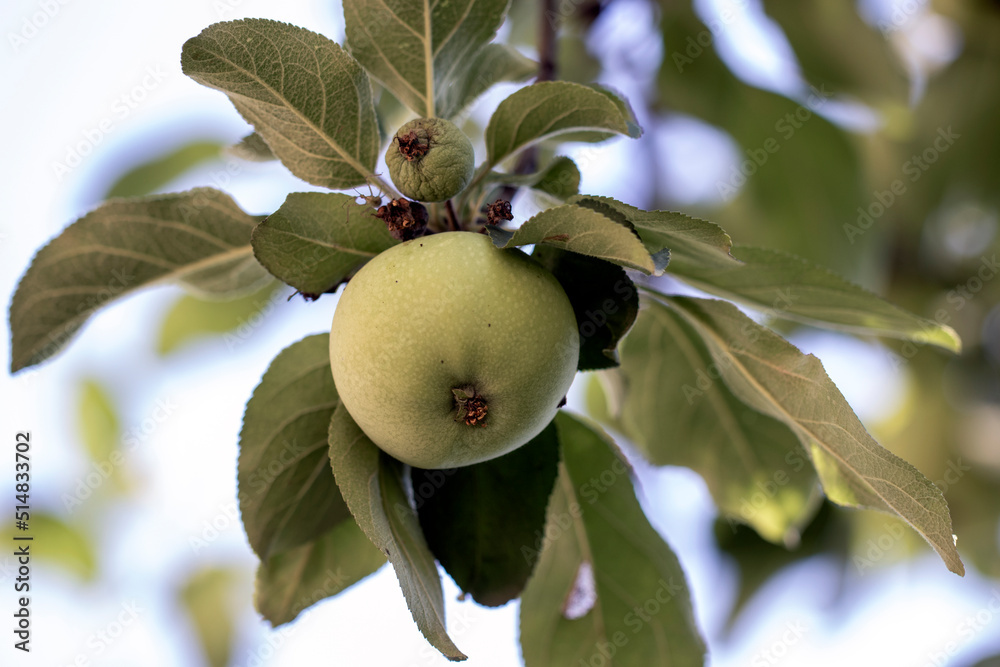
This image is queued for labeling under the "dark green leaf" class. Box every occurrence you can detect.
[532,246,638,371]
[488,204,659,274]
[157,280,280,355]
[569,195,737,270]
[105,140,223,198]
[412,421,559,607]
[670,244,962,352]
[652,294,965,576]
[343,0,509,118]
[328,404,466,661]
[251,192,397,295]
[238,334,351,559]
[486,156,581,200]
[484,82,634,168]
[614,300,820,543]
[255,520,385,626]
[520,412,706,666]
[9,188,269,372]
[227,133,275,162]
[182,19,382,190]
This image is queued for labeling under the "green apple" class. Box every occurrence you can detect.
[329,232,579,468]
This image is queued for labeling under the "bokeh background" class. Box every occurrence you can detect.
[1,0,999,665]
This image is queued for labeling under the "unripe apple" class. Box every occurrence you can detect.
[329,232,579,468]
[385,117,475,202]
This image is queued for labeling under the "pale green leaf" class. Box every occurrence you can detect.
[179,567,242,667]
[670,245,962,353]
[76,379,120,465]
[105,140,223,198]
[343,0,509,118]
[616,302,820,544]
[4,513,97,581]
[9,188,269,372]
[255,520,385,626]
[328,404,466,662]
[485,82,633,168]
[157,280,280,355]
[437,43,537,119]
[519,413,706,666]
[227,132,275,162]
[238,334,352,559]
[487,204,659,274]
[653,294,965,576]
[182,19,380,190]
[569,195,738,270]
[251,192,397,295]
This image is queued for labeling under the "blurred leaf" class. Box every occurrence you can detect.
[328,404,466,661]
[652,293,965,576]
[5,513,97,580]
[344,0,509,118]
[157,280,279,355]
[672,244,962,352]
[614,301,820,544]
[761,0,908,104]
[255,520,385,626]
[484,82,635,168]
[488,204,661,274]
[532,246,638,370]
[557,34,601,84]
[520,413,706,666]
[76,379,120,464]
[569,195,737,270]
[226,133,275,162]
[238,334,352,559]
[438,43,537,119]
[179,566,241,667]
[412,422,560,607]
[9,188,269,372]
[182,19,380,190]
[251,192,397,295]
[105,140,223,198]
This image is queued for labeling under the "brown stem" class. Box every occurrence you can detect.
[537,0,558,84]
[444,199,461,231]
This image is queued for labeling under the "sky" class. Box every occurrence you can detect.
[1,0,999,666]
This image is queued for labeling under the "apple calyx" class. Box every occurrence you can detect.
[452,386,488,427]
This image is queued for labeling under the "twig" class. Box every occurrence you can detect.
[444,199,461,231]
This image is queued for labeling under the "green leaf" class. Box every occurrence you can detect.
[105,140,223,198]
[569,195,737,270]
[227,133,275,162]
[484,82,634,168]
[238,334,352,559]
[411,422,559,607]
[669,245,962,353]
[255,520,385,626]
[179,567,241,667]
[487,204,660,274]
[4,513,97,581]
[157,280,280,355]
[437,43,537,119]
[532,246,638,371]
[181,19,381,190]
[251,192,397,295]
[519,412,706,667]
[328,404,466,661]
[9,188,269,372]
[486,156,581,200]
[343,0,509,118]
[652,294,965,576]
[614,301,820,544]
[76,379,120,465]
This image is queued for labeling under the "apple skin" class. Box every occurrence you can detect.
[329,232,579,469]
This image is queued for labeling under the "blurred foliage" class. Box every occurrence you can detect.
[76,379,120,466]
[104,140,223,199]
[5,513,98,581]
[178,566,244,667]
[156,280,281,356]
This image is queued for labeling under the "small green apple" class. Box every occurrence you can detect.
[329,232,579,468]
[385,117,474,202]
